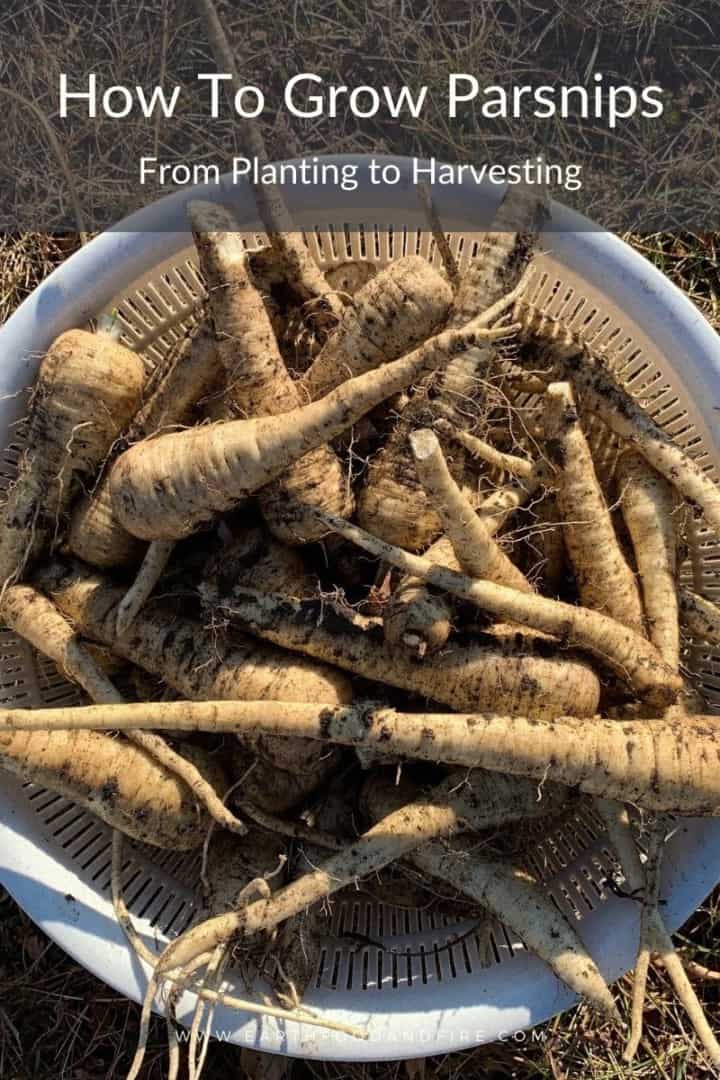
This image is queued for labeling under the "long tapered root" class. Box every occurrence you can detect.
[189,200,354,544]
[128,731,247,837]
[624,947,651,1062]
[0,329,144,590]
[109,311,517,543]
[410,428,533,593]
[617,452,680,667]
[411,841,619,1021]
[679,587,720,646]
[36,561,353,707]
[517,302,720,537]
[623,824,664,1062]
[0,724,214,847]
[361,773,613,1019]
[115,540,175,636]
[68,328,221,573]
[152,770,580,993]
[215,587,602,718]
[157,825,618,1022]
[384,470,543,656]
[595,799,720,1069]
[544,381,645,634]
[1,584,123,701]
[433,417,535,479]
[301,255,454,400]
[6,700,720,814]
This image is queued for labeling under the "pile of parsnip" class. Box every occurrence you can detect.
[3,183,720,1078]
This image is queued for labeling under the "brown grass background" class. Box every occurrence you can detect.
[0,0,718,231]
[1,0,720,1074]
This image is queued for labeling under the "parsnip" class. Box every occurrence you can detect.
[414,839,618,1019]
[545,382,645,634]
[301,256,453,400]
[679,587,720,646]
[543,381,677,1036]
[36,561,347,812]
[2,583,120,702]
[114,540,176,637]
[517,302,720,536]
[0,726,218,849]
[3,582,247,835]
[410,428,533,593]
[361,775,616,1021]
[384,469,543,655]
[356,183,546,551]
[612,451,690,1050]
[190,200,353,545]
[618,452,683,666]
[213,587,602,718]
[434,417,535,479]
[0,325,144,591]
[152,769,589,994]
[109,306,516,543]
[66,326,222,639]
[36,562,349,705]
[17,700,720,814]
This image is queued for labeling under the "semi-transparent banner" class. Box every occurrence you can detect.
[0,0,716,232]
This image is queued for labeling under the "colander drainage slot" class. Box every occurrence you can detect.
[165,900,194,937]
[89,858,111,884]
[150,893,176,931]
[30,790,63,812]
[75,834,110,870]
[48,806,88,836]
[125,874,155,908]
[58,819,95,850]
[136,884,165,921]
[49,808,88,836]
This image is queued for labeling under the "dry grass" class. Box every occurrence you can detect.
[0,227,719,1076]
[0,233,77,325]
[0,0,717,231]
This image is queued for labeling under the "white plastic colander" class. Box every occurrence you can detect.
[1,157,720,1062]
